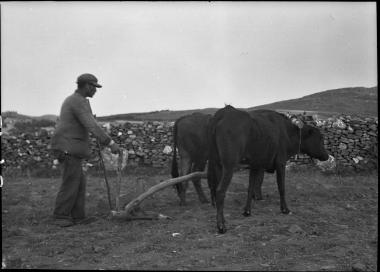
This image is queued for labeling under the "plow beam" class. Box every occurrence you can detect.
[111,171,207,220]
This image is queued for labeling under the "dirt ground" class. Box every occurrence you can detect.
[2,167,378,270]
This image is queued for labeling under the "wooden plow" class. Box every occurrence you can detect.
[111,171,208,220]
[106,149,208,221]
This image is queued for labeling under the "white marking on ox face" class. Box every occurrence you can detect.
[315,155,336,170]
[163,145,173,154]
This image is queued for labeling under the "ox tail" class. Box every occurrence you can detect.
[171,119,180,178]
[207,118,219,206]
[171,119,184,198]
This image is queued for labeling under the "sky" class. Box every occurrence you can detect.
[1,1,377,117]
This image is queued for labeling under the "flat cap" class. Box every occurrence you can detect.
[76,73,102,88]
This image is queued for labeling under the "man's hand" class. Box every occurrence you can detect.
[110,142,120,154]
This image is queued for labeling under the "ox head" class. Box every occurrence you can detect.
[300,124,329,161]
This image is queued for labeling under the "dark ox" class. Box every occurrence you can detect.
[171,112,212,205]
[208,106,329,233]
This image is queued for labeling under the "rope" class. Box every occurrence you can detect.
[296,127,302,160]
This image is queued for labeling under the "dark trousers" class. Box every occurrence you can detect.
[53,153,86,220]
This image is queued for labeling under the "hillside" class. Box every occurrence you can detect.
[2,86,377,122]
[2,112,58,122]
[2,111,34,121]
[247,86,377,117]
[96,108,220,122]
[99,86,377,121]
[33,114,59,122]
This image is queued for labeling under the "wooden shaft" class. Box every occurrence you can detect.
[97,141,113,211]
[114,171,207,218]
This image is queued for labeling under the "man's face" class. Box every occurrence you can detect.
[85,83,97,98]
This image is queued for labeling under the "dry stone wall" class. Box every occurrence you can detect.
[1,115,377,176]
[93,121,175,168]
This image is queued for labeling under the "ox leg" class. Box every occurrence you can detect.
[192,163,209,204]
[243,169,262,216]
[177,157,192,206]
[216,166,234,234]
[252,169,264,200]
[276,164,290,214]
[207,160,220,207]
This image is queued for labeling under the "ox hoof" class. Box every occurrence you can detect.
[200,198,210,204]
[281,207,290,214]
[243,210,251,217]
[253,193,263,200]
[217,225,227,234]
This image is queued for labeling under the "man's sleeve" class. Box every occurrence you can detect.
[72,98,112,145]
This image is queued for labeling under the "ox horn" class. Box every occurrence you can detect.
[291,117,304,129]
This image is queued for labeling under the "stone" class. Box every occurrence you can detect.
[339,143,347,150]
[288,224,304,234]
[92,245,105,253]
[321,265,336,270]
[352,263,367,272]
[369,124,377,131]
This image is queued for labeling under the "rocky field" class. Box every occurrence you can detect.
[2,167,377,270]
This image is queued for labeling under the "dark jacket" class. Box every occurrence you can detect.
[50,91,111,158]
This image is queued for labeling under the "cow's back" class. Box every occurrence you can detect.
[176,113,211,162]
[210,106,254,166]
[247,109,295,168]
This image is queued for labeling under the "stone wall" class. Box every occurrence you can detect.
[95,121,175,168]
[1,115,377,176]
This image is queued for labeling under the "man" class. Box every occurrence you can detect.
[50,73,120,227]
